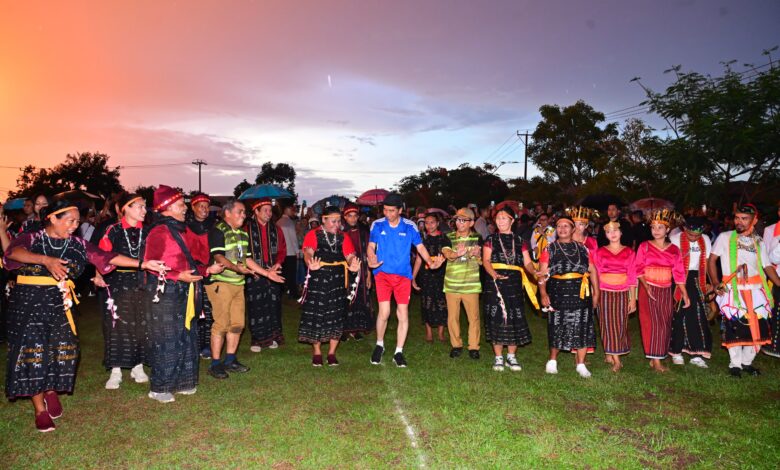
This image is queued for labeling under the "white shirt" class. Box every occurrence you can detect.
[763,223,779,267]
[711,230,770,278]
[277,215,300,256]
[669,232,711,271]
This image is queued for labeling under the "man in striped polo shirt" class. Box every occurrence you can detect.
[441,207,484,360]
[206,199,282,379]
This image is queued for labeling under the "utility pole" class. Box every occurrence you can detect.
[517,131,530,180]
[192,159,207,192]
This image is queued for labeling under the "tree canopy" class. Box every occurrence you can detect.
[10,152,124,199]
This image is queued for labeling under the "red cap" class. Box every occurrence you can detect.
[153,185,183,212]
[342,203,359,216]
[190,193,210,206]
[251,197,272,211]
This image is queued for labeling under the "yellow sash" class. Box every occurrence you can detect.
[491,263,540,310]
[17,275,79,335]
[551,272,591,299]
[185,282,195,330]
[319,261,349,288]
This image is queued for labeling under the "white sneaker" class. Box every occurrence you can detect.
[545,360,558,374]
[105,368,122,390]
[148,391,175,403]
[575,364,592,378]
[130,364,149,383]
[176,388,197,395]
[493,356,505,372]
[268,341,279,349]
[671,355,685,365]
[250,345,262,353]
[506,355,522,372]
[689,357,708,368]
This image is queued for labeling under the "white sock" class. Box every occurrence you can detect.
[507,354,516,360]
[495,355,503,362]
[376,340,384,348]
[395,347,403,354]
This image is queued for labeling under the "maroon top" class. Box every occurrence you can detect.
[143,224,210,281]
[3,231,117,277]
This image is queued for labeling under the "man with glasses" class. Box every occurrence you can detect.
[441,208,483,359]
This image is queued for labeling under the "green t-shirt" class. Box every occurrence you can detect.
[443,232,483,294]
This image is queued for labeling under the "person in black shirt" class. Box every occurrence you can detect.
[597,204,633,248]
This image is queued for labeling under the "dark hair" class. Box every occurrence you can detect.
[32,193,50,215]
[221,198,243,217]
[496,206,516,220]
[41,200,78,227]
[322,205,341,217]
[117,192,145,214]
[424,213,440,222]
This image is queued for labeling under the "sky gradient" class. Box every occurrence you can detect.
[1,0,778,203]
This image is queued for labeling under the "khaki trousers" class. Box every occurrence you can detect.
[205,282,245,336]
[446,293,480,350]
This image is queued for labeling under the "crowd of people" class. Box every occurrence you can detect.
[1,187,779,433]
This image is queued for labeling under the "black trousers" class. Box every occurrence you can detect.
[282,255,299,298]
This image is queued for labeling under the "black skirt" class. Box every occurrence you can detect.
[343,271,373,334]
[483,271,532,346]
[419,267,447,327]
[669,271,712,358]
[6,284,79,398]
[299,265,347,344]
[101,271,151,369]
[147,281,199,394]
[197,283,213,351]
[546,277,595,351]
[245,276,284,346]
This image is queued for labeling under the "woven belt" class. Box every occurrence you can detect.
[319,261,349,288]
[491,263,540,310]
[551,272,591,299]
[17,275,79,335]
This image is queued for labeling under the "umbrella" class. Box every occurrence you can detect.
[3,198,26,211]
[495,200,522,215]
[578,193,624,211]
[630,197,674,214]
[53,190,104,202]
[238,184,294,200]
[356,188,389,206]
[311,195,351,215]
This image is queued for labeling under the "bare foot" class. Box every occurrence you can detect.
[604,355,614,364]
[611,361,622,372]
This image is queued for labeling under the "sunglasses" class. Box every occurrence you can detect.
[455,218,472,223]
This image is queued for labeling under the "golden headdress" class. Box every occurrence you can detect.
[565,206,598,223]
[648,209,682,226]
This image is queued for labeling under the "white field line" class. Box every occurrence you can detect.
[384,378,428,468]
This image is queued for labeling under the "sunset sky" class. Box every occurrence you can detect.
[1,1,778,203]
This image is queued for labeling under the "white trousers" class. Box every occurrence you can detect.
[727,346,757,369]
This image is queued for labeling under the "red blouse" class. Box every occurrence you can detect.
[592,246,637,291]
[634,241,685,287]
[302,227,356,258]
[143,224,210,281]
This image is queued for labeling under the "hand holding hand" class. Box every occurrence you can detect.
[206,263,224,275]
[348,258,361,273]
[142,260,167,274]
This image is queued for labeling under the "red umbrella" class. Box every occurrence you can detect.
[425,208,448,217]
[630,197,674,215]
[495,200,524,215]
[356,188,389,206]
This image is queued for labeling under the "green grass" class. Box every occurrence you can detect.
[1,295,779,469]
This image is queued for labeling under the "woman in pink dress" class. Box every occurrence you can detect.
[592,221,637,372]
[635,209,690,372]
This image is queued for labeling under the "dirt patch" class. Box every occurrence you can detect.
[598,425,698,469]
[272,461,296,470]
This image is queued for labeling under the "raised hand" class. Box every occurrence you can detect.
[367,252,383,269]
[308,256,322,271]
[348,257,361,273]
[428,255,444,270]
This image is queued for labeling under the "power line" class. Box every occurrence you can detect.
[482,132,517,165]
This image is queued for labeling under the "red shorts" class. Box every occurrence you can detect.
[374,272,412,304]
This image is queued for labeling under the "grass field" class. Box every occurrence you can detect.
[1,295,779,469]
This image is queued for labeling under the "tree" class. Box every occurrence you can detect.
[635,57,780,206]
[395,163,508,208]
[233,179,252,198]
[231,162,298,201]
[10,152,124,199]
[527,101,623,199]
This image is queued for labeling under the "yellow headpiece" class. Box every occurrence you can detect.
[648,209,681,226]
[565,206,598,223]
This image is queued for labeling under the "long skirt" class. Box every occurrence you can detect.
[5,284,78,398]
[101,272,150,369]
[197,283,213,352]
[343,280,373,335]
[483,271,531,346]
[597,289,631,355]
[547,277,595,351]
[638,283,674,359]
[245,276,284,347]
[669,271,712,358]
[767,285,780,356]
[298,266,346,344]
[147,281,198,394]
[419,268,447,327]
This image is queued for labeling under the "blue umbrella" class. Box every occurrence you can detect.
[238,184,294,200]
[3,198,26,211]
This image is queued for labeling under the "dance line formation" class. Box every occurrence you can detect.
[1,187,779,433]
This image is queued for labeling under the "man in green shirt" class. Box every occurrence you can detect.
[442,208,483,359]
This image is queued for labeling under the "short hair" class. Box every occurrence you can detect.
[221,198,243,217]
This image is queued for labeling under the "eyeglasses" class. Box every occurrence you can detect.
[455,218,472,223]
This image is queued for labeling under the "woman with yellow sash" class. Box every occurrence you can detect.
[3,199,166,432]
[538,213,600,378]
[635,209,689,373]
[483,206,538,372]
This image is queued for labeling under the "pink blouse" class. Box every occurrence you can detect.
[634,241,685,287]
[592,246,637,291]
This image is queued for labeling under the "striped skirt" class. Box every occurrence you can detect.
[638,283,674,359]
[597,289,631,355]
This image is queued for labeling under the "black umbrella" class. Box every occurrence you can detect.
[578,193,625,211]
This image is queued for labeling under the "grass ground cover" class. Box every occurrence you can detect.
[1,295,779,469]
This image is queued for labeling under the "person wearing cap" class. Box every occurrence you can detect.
[761,201,780,358]
[668,216,713,368]
[245,197,287,352]
[277,203,301,300]
[94,192,152,390]
[367,192,443,367]
[3,199,166,431]
[412,212,448,343]
[635,210,690,373]
[591,219,637,372]
[709,205,780,377]
[538,212,600,378]
[483,206,538,371]
[342,203,373,340]
[298,206,360,366]
[187,192,217,359]
[143,185,224,403]
[441,207,483,359]
[206,198,281,379]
